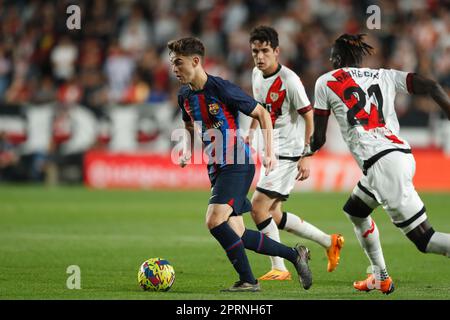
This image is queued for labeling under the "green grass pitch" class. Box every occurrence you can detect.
[0,186,449,300]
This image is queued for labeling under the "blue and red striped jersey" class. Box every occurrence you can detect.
[177,74,256,172]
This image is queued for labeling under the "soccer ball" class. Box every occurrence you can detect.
[138,258,175,291]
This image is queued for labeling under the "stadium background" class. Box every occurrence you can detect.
[0,0,449,300]
[0,0,449,190]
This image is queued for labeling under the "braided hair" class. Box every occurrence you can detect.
[332,34,374,68]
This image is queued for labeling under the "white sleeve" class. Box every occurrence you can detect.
[286,73,311,114]
[313,76,330,113]
[387,69,414,94]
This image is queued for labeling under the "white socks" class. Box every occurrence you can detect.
[346,214,389,280]
[258,218,288,271]
[426,232,450,257]
[282,212,332,249]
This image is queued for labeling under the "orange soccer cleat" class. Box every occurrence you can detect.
[258,269,292,281]
[326,234,345,272]
[353,274,395,295]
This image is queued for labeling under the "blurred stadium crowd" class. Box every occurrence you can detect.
[0,0,449,183]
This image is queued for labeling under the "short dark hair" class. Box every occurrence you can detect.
[249,26,279,49]
[167,37,205,57]
[332,34,374,67]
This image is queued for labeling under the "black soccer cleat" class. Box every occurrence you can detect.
[220,280,261,292]
[293,244,313,290]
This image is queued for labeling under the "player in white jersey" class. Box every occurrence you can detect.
[247,26,344,281]
[311,34,450,294]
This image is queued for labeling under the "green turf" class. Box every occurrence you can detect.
[0,186,449,300]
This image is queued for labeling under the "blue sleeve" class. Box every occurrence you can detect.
[218,80,257,116]
[178,93,191,122]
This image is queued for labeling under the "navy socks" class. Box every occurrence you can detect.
[210,222,256,284]
[241,229,298,263]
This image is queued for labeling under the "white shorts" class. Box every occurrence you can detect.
[256,158,299,200]
[353,152,426,233]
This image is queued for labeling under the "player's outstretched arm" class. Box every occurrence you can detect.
[245,117,259,145]
[250,103,276,175]
[310,113,330,153]
[411,74,450,120]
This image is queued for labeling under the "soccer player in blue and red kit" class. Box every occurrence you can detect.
[168,37,312,292]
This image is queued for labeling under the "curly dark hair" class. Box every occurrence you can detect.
[249,25,279,48]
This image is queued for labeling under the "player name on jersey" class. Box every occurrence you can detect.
[340,69,380,81]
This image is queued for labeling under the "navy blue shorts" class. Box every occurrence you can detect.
[208,164,255,216]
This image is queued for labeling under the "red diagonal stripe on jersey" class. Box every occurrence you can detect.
[221,103,237,131]
[367,103,381,129]
[198,94,213,128]
[265,76,286,126]
[362,219,375,238]
[327,69,383,130]
[385,134,403,144]
[221,103,237,163]
[183,99,194,121]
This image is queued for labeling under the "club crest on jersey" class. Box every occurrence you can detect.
[208,103,220,115]
[270,92,279,102]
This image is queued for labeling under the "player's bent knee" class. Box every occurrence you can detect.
[271,213,281,226]
[343,194,374,218]
[250,207,267,222]
[250,201,272,224]
[205,218,217,230]
[205,204,234,229]
[205,212,227,230]
[406,223,435,253]
[253,214,272,226]
[205,217,226,230]
[269,209,282,224]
